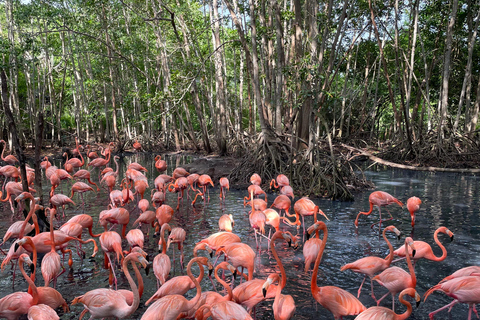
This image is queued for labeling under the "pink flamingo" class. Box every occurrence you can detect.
[154,155,167,172]
[219,214,234,232]
[355,288,420,320]
[0,140,19,165]
[355,191,403,229]
[70,181,94,207]
[153,223,172,287]
[407,196,421,227]
[73,169,99,191]
[250,173,261,186]
[270,174,289,189]
[219,177,230,200]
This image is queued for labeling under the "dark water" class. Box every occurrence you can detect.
[1,154,479,319]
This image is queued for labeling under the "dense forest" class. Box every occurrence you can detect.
[1,0,479,199]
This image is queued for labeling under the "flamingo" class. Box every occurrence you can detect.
[216,242,256,281]
[219,177,229,200]
[373,237,417,310]
[27,304,59,320]
[269,174,289,189]
[133,140,142,152]
[270,195,291,216]
[219,214,234,232]
[141,257,213,320]
[99,207,130,238]
[192,174,214,203]
[154,155,167,172]
[438,266,480,284]
[355,288,421,320]
[232,231,297,313]
[193,231,241,256]
[283,197,329,233]
[424,275,480,319]
[243,185,267,204]
[153,223,172,287]
[310,221,366,319]
[70,181,94,207]
[155,204,174,233]
[355,191,403,229]
[101,155,120,192]
[195,302,253,320]
[40,156,51,170]
[41,208,61,287]
[99,231,125,289]
[73,169,99,191]
[340,225,402,299]
[406,196,421,227]
[50,193,75,217]
[138,198,149,212]
[172,167,189,179]
[67,214,101,238]
[86,145,99,160]
[128,162,147,172]
[125,229,144,252]
[393,226,454,264]
[72,137,82,156]
[64,151,85,171]
[133,210,156,235]
[167,227,186,271]
[262,273,296,320]
[0,254,38,320]
[151,190,165,208]
[71,252,147,319]
[250,173,261,186]
[0,165,20,191]
[280,185,294,199]
[0,140,19,165]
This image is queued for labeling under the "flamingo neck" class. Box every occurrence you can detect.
[185,258,204,311]
[48,209,56,252]
[120,255,140,317]
[270,232,287,289]
[355,202,374,226]
[397,292,413,320]
[1,143,5,161]
[160,224,170,254]
[114,158,119,175]
[432,228,448,261]
[404,241,416,287]
[383,228,394,266]
[79,152,84,166]
[310,224,328,296]
[20,258,38,305]
[215,265,233,301]
[19,195,35,239]
[132,260,144,299]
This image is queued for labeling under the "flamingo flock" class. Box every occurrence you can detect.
[0,140,478,319]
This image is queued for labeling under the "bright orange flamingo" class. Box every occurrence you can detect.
[141,257,213,320]
[42,208,61,287]
[355,191,403,229]
[0,140,19,165]
[133,140,142,152]
[262,273,296,320]
[232,231,297,314]
[73,169,99,191]
[406,196,421,227]
[217,242,256,282]
[341,225,402,299]
[219,214,234,232]
[172,167,189,179]
[99,207,130,238]
[250,173,261,186]
[64,151,85,171]
[0,253,38,319]
[154,155,167,172]
[219,177,229,200]
[153,223,172,287]
[283,197,329,233]
[193,174,214,203]
[27,304,59,320]
[128,162,147,172]
[393,226,454,264]
[71,252,147,319]
[243,184,267,204]
[155,204,174,234]
[271,194,291,216]
[0,165,20,191]
[133,210,156,235]
[424,275,480,319]
[168,177,189,207]
[67,214,101,238]
[87,150,111,178]
[270,174,289,189]
[303,210,325,273]
[373,237,416,310]
[355,288,420,320]
[310,221,367,319]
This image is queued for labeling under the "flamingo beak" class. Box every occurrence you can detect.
[14,243,19,252]
[29,263,35,273]
[233,269,237,280]
[412,249,416,257]
[262,287,267,298]
[306,232,310,241]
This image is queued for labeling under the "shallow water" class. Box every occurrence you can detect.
[1,155,479,319]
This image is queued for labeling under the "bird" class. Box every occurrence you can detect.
[133,210,156,235]
[340,225,402,300]
[406,196,421,227]
[128,162,147,172]
[0,165,20,192]
[41,208,61,287]
[0,140,19,165]
[71,137,82,156]
[70,181,94,207]
[50,193,75,217]
[355,191,403,229]
[355,288,421,319]
[270,194,291,216]
[141,257,213,320]
[166,227,186,271]
[151,190,165,208]
[284,197,329,233]
[270,174,289,189]
[73,169,99,191]
[219,214,234,232]
[262,273,296,320]
[133,140,142,152]
[64,151,85,171]
[195,301,253,320]
[438,266,480,284]
[172,167,189,179]
[153,223,172,287]
[154,155,167,173]
[155,204,174,233]
[393,226,454,264]
[310,221,366,319]
[71,252,147,319]
[125,228,144,252]
[217,242,256,281]
[0,254,39,320]
[99,231,125,289]
[250,173,261,186]
[373,237,417,310]
[243,184,267,204]
[193,231,241,257]
[280,185,294,199]
[27,304,60,320]
[85,145,99,160]
[99,207,130,238]
[424,275,480,319]
[219,177,229,200]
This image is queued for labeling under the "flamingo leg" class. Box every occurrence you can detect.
[106,253,117,290]
[376,292,389,306]
[370,278,377,301]
[357,275,367,298]
[429,300,458,319]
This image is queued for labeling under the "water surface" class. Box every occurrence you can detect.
[1,155,479,319]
